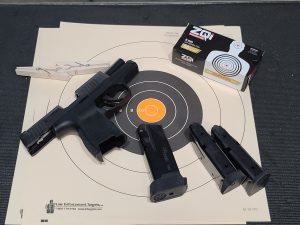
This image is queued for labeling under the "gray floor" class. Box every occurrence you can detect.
[1,2,300,225]
[0,0,298,4]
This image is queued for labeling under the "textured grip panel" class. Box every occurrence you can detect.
[75,72,109,97]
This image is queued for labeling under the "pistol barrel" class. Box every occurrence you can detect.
[20,106,64,155]
[106,58,125,75]
[109,60,139,84]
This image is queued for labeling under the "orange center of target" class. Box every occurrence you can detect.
[136,98,166,123]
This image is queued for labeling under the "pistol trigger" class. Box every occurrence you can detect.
[103,98,122,107]
[102,85,131,109]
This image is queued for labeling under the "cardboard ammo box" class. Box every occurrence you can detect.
[172,24,264,91]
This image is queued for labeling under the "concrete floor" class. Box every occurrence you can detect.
[0,0,298,4]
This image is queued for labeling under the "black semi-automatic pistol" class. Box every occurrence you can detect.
[20,59,139,162]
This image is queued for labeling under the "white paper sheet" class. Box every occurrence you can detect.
[5,23,270,225]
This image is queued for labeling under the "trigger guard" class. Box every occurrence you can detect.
[102,84,131,116]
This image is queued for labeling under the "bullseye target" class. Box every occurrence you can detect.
[137,98,166,123]
[50,42,246,197]
[114,70,202,155]
[212,54,242,77]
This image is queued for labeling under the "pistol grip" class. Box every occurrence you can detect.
[77,112,126,162]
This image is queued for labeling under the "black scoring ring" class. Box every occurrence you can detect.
[113,70,203,155]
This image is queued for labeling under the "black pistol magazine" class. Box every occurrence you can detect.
[190,123,246,194]
[137,124,187,202]
[211,125,270,196]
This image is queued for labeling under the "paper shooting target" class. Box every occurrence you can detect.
[38,41,246,197]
